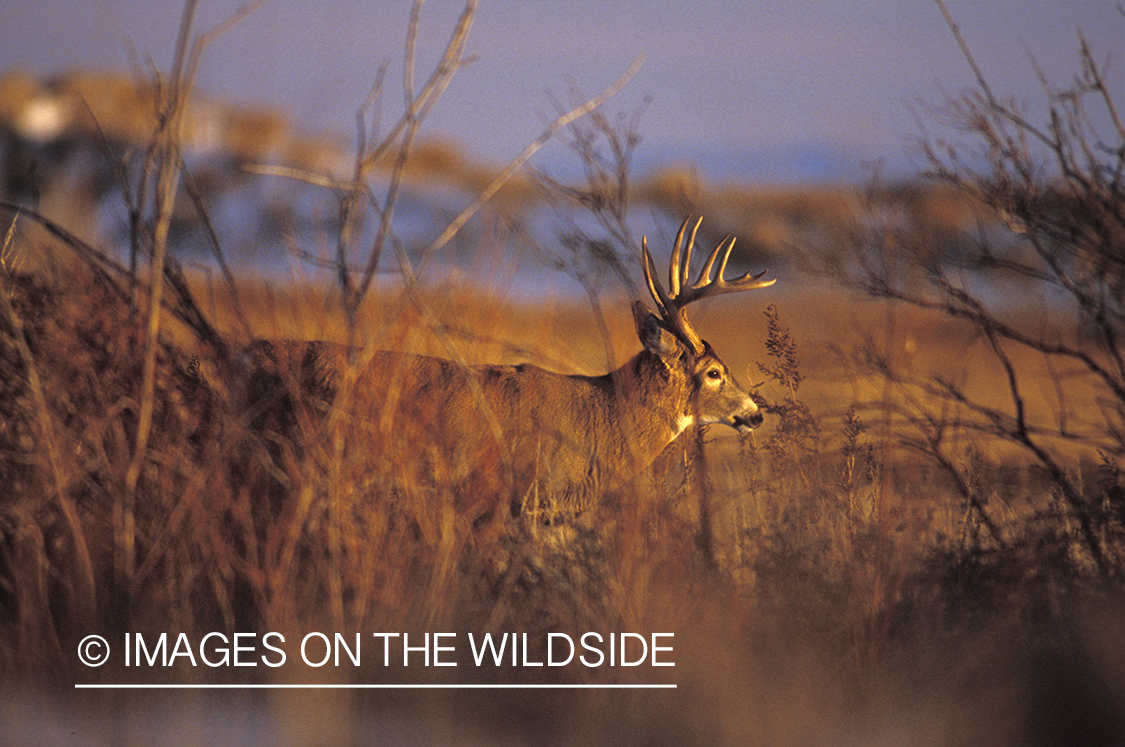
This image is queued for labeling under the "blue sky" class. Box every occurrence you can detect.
[2,1,1123,182]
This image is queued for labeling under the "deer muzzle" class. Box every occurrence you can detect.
[731,409,764,433]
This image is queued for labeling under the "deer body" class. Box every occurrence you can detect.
[246,218,773,527]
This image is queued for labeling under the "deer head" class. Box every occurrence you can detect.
[635,216,775,434]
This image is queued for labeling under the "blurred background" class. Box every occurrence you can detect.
[3,0,1122,183]
[0,0,1122,292]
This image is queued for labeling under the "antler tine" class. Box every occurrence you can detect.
[692,234,733,291]
[641,234,674,315]
[640,216,775,355]
[681,234,777,304]
[668,216,698,298]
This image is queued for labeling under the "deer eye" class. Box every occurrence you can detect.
[706,368,722,380]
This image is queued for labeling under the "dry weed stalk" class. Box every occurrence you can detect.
[0,218,95,650]
[819,1,1125,579]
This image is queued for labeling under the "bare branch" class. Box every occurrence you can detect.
[415,54,646,275]
[349,0,479,318]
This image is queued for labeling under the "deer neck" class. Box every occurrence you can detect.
[609,349,692,464]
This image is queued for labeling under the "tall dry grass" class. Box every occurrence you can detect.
[1,1,1123,745]
[2,246,1122,746]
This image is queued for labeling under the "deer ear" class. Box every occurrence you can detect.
[632,301,680,357]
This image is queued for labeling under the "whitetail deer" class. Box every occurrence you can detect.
[246,217,774,530]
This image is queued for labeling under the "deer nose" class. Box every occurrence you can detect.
[733,410,764,432]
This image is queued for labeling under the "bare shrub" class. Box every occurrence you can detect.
[820,2,1125,581]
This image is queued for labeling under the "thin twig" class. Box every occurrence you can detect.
[416,54,646,275]
[933,0,1057,152]
[350,0,479,315]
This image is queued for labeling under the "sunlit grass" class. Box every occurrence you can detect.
[1,0,1122,743]
[1,242,1121,746]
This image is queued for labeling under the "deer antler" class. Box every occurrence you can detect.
[642,216,775,354]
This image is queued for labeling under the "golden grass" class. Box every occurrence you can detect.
[3,0,1121,736]
[0,235,1121,745]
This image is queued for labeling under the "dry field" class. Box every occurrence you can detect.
[0,246,1121,746]
[1,1,1122,741]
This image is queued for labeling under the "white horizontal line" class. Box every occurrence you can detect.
[75,683,676,690]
